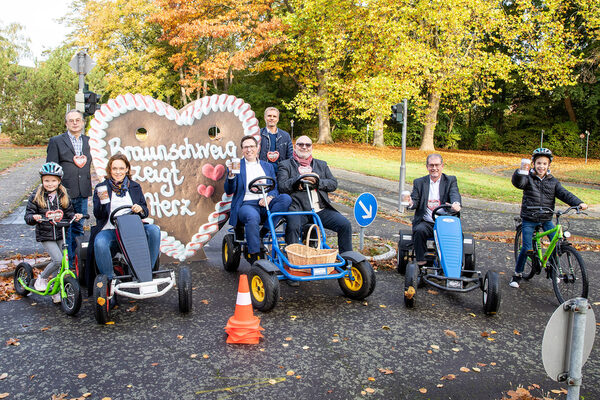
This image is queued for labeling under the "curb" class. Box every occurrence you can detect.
[366,244,396,262]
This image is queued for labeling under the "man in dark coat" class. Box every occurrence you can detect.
[46,110,92,267]
[277,136,353,254]
[406,154,462,265]
[258,107,293,173]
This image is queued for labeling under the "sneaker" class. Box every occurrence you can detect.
[509,275,522,288]
[34,277,48,291]
[52,293,61,303]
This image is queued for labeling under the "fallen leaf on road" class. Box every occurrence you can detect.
[296,375,301,379]
[151,363,159,366]
[83,393,91,398]
[472,367,481,373]
[190,354,197,358]
[0,373,6,380]
[490,362,497,366]
[452,348,460,352]
[477,363,487,367]
[302,346,309,350]
[285,337,293,341]
[101,397,112,400]
[126,305,139,312]
[365,388,375,394]
[379,304,386,308]
[460,367,470,373]
[531,383,540,389]
[444,329,458,338]
[481,331,489,337]
[78,373,87,379]
[6,338,19,346]
[441,374,456,380]
[41,326,51,331]
[487,337,495,341]
[427,289,439,295]
[404,287,415,299]
[362,301,368,306]
[105,321,115,325]
[286,370,295,376]
[427,350,432,354]
[418,388,427,393]
[332,338,339,342]
[177,335,184,340]
[51,394,68,400]
[368,377,375,381]
[513,329,521,335]
[282,343,289,348]
[0,394,8,399]
[290,315,298,321]
[551,389,568,394]
[490,330,497,334]
[203,354,209,359]
[378,368,394,375]
[430,344,440,350]
[469,313,476,317]
[201,299,209,304]
[382,326,390,330]
[437,384,444,388]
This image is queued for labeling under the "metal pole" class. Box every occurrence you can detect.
[398,99,408,212]
[290,120,294,140]
[540,129,544,148]
[359,227,365,251]
[566,298,588,400]
[366,124,370,144]
[585,131,589,164]
[77,51,86,92]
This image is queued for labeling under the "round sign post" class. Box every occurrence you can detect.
[353,193,378,251]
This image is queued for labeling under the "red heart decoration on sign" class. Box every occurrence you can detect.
[88,93,260,261]
[202,163,225,181]
[73,155,87,168]
[45,209,64,223]
[266,151,280,162]
[197,184,215,198]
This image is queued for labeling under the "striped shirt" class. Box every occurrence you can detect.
[67,131,83,156]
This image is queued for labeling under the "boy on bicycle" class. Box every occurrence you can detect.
[510,148,588,288]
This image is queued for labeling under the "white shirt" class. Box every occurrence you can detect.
[424,178,441,223]
[102,191,133,230]
[243,161,267,201]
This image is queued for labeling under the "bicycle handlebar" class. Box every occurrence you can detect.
[525,205,584,218]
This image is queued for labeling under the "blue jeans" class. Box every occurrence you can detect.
[67,196,88,268]
[237,194,292,254]
[515,219,555,274]
[94,224,161,279]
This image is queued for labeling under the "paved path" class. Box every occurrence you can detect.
[0,157,44,219]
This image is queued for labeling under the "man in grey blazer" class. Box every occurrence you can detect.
[46,110,92,267]
[406,154,461,265]
[277,136,353,254]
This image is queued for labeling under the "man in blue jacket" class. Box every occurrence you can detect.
[225,135,291,263]
[258,107,293,173]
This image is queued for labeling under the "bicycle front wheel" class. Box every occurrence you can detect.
[551,244,588,305]
[514,227,537,280]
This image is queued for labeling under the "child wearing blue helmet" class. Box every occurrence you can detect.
[24,162,82,302]
[510,148,588,288]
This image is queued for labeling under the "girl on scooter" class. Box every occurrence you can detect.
[24,162,82,302]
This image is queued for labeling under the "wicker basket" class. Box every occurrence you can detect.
[285,224,338,266]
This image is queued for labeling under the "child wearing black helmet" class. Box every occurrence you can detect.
[24,162,82,302]
[510,148,588,288]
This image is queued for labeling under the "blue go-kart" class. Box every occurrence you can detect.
[221,174,376,312]
[397,204,500,315]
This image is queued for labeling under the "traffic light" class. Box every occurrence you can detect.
[84,90,101,117]
[390,103,403,123]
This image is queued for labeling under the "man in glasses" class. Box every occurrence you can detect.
[46,109,92,268]
[405,154,461,266]
[225,135,291,264]
[258,107,293,173]
[278,136,353,254]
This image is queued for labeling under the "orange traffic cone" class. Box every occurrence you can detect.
[225,274,264,344]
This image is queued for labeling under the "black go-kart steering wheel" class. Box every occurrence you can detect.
[293,173,320,191]
[431,203,460,221]
[248,176,276,194]
[110,205,137,226]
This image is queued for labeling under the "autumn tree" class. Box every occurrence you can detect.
[151,0,282,103]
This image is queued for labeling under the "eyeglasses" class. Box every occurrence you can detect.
[67,119,83,124]
[242,145,257,150]
[427,163,442,169]
[296,143,312,148]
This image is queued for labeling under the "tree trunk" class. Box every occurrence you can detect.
[316,70,333,144]
[179,68,188,105]
[564,96,576,123]
[420,90,441,151]
[373,115,385,147]
[203,81,208,97]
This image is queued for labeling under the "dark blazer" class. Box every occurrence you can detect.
[46,132,92,198]
[85,179,150,294]
[24,188,75,242]
[258,128,293,169]
[224,159,279,226]
[409,173,461,226]
[277,157,338,212]
[512,169,581,222]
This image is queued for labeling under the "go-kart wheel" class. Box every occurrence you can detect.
[61,276,82,316]
[13,262,33,296]
[222,234,241,272]
[177,266,193,313]
[338,260,376,300]
[482,271,501,315]
[463,254,475,278]
[249,265,279,312]
[397,245,408,275]
[93,274,110,324]
[75,241,87,286]
[404,263,419,308]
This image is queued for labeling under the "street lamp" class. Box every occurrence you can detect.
[585,130,590,164]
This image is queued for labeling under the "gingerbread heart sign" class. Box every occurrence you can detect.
[88,93,260,261]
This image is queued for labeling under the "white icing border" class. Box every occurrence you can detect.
[88,94,260,261]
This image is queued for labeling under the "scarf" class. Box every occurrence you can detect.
[293,152,313,174]
[109,176,129,197]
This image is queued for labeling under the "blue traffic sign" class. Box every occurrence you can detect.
[354,192,378,227]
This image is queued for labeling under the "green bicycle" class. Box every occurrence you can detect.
[514,206,588,304]
[13,214,89,315]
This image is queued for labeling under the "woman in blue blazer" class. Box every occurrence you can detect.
[225,135,291,263]
[86,154,160,293]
